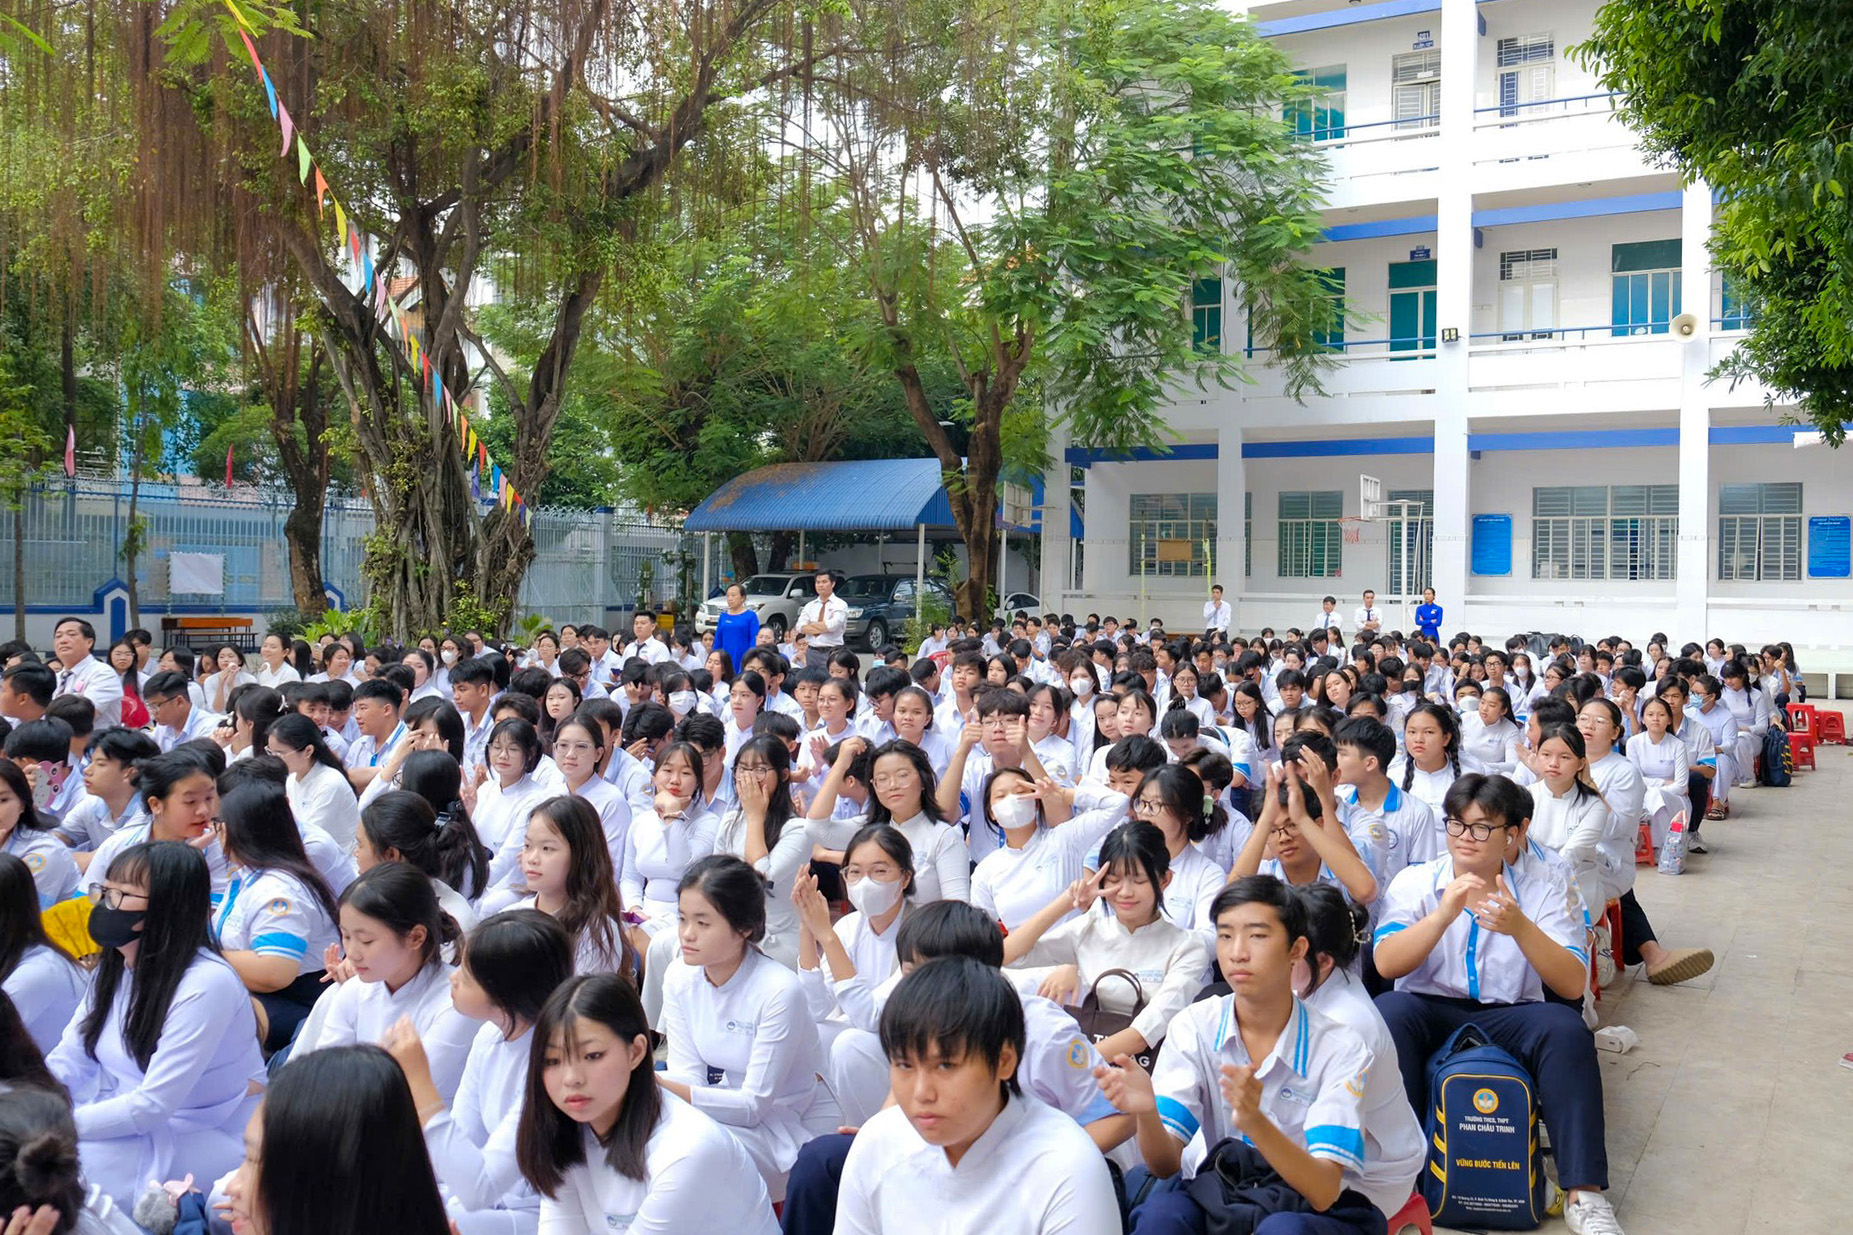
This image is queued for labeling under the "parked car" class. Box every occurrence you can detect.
[694,573,816,641]
[996,592,1042,620]
[841,575,955,650]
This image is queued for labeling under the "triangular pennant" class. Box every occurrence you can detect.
[333,199,347,246]
[421,351,432,387]
[361,246,375,293]
[459,415,470,447]
[466,428,478,458]
[349,226,362,265]
[295,135,311,183]
[278,102,293,159]
[260,68,278,118]
[238,28,262,73]
[313,168,329,216]
[223,0,256,31]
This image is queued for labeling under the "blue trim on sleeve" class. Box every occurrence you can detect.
[1372,922,1407,945]
[1077,1093,1121,1127]
[1305,1124,1366,1167]
[249,931,309,960]
[1156,1095,1199,1143]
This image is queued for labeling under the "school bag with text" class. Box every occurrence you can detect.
[1420,1022,1547,1230]
[1759,724,1792,787]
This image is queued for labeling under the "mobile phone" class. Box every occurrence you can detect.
[31,763,54,811]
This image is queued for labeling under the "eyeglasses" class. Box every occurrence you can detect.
[1132,798,1168,817]
[487,742,524,757]
[735,763,773,776]
[871,772,916,788]
[87,884,145,909]
[1444,817,1511,842]
[554,740,596,755]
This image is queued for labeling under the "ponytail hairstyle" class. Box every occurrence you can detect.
[1400,702,1461,792]
[1535,723,1600,801]
[0,993,66,1099]
[518,975,660,1191]
[398,751,492,895]
[268,712,348,777]
[0,1086,84,1226]
[1177,747,1236,834]
[524,796,635,979]
[82,841,217,1069]
[217,782,342,926]
[359,791,487,900]
[338,861,460,973]
[232,685,285,754]
[1096,822,1171,923]
[1295,882,1369,997]
[1136,763,1218,843]
[402,697,467,762]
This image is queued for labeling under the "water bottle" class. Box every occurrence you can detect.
[1658,812,1688,876]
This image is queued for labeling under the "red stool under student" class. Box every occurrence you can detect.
[1391,1190,1433,1235]
[1817,710,1847,745]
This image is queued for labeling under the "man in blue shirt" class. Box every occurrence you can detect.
[1413,588,1442,642]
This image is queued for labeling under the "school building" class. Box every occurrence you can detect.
[1038,0,1853,674]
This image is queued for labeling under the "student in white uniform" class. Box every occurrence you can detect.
[513,972,777,1235]
[1002,822,1210,1063]
[1458,687,1522,775]
[968,767,1127,932]
[712,735,811,967]
[814,739,969,903]
[252,633,301,689]
[1624,696,1691,850]
[213,781,341,1052]
[223,1043,454,1235]
[0,852,86,1054]
[1232,747,1380,909]
[1718,660,1773,789]
[358,791,486,936]
[201,644,257,716]
[85,748,231,914]
[547,713,632,889]
[1330,717,1442,913]
[1524,724,1619,926]
[47,841,264,1210]
[836,955,1120,1235]
[1086,764,1227,949]
[57,729,157,860]
[502,795,637,978]
[143,669,221,753]
[618,740,720,944]
[0,1086,144,1235]
[0,760,79,909]
[1373,773,1628,1235]
[1385,702,1463,812]
[268,712,362,854]
[657,855,839,1200]
[1096,875,1396,1235]
[305,861,477,1101]
[476,720,556,876]
[890,684,955,781]
[385,910,575,1235]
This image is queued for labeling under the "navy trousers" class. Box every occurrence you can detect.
[1374,990,1608,1192]
[779,1132,854,1235]
[1131,1172,1387,1235]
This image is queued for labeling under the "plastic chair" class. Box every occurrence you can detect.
[1388,1190,1434,1235]
[1818,710,1846,745]
[1787,702,1817,738]
[1634,821,1655,866]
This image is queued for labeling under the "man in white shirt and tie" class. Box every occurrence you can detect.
[627,611,671,665]
[1352,589,1383,637]
[50,617,123,727]
[796,567,848,651]
[1312,595,1343,633]
[1201,584,1233,639]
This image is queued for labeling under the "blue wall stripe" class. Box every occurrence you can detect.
[1065,444,1220,465]
[1323,216,1439,244]
[1256,0,1438,37]
[1471,192,1682,229]
[1468,428,1678,452]
[1068,425,1812,467]
[1243,436,1435,459]
[1707,425,1796,445]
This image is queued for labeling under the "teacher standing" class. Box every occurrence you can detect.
[715,584,761,674]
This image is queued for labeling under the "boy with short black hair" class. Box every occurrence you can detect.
[1331,716,1443,909]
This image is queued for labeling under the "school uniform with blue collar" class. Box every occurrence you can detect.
[3,825,80,908]
[1371,848,1609,1199]
[84,822,231,907]
[53,793,146,853]
[1336,782,1442,924]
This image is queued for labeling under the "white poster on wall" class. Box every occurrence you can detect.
[169,552,225,595]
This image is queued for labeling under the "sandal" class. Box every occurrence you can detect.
[1704,803,1728,821]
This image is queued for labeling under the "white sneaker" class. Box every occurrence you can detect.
[1593,924,1617,988]
[1565,1191,1626,1235]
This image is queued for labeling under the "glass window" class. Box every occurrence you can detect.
[1130,494,1217,578]
[1277,490,1344,578]
[1287,66,1347,141]
[1719,483,1802,582]
[1532,484,1679,580]
[1192,277,1223,354]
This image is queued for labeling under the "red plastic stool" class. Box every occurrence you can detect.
[1790,727,1817,771]
[1388,1190,1434,1235]
[1787,702,1817,738]
[1818,710,1846,745]
[1634,821,1655,865]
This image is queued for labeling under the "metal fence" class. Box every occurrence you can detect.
[0,475,687,623]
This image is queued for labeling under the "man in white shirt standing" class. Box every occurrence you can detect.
[1351,590,1383,637]
[1312,596,1343,633]
[797,568,848,651]
[1202,584,1233,640]
[50,617,123,727]
[628,611,671,665]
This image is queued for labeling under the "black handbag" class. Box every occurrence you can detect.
[1064,967,1159,1072]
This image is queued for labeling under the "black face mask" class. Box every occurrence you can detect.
[88,904,147,950]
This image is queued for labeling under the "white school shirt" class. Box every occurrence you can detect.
[296,819,358,895]
[1383,755,1458,814]
[200,670,257,714]
[837,1092,1120,1235]
[343,721,407,770]
[1692,702,1739,764]
[55,655,124,727]
[1721,683,1774,738]
[630,636,671,665]
[1458,714,1522,775]
[87,822,230,907]
[1300,969,1427,1218]
[53,793,145,851]
[796,595,848,648]
[47,950,262,1182]
[286,761,360,853]
[796,902,909,1032]
[969,788,1127,931]
[1373,852,1586,1006]
[1526,781,1614,918]
[713,809,812,966]
[477,773,556,859]
[212,868,339,970]
[888,810,970,904]
[602,747,656,817]
[1192,805,1256,876]
[3,826,81,908]
[659,948,827,1171]
[1202,599,1233,633]
[1336,782,1443,922]
[619,805,722,932]
[569,774,633,886]
[1311,609,1342,631]
[252,662,300,688]
[1032,732,1078,787]
[504,896,630,975]
[459,707,496,775]
[306,960,476,1100]
[1153,994,1372,1184]
[423,1022,540,1228]
[1085,836,1225,951]
[1016,910,1210,1046]
[1625,733,1689,799]
[538,1095,777,1235]
[153,705,223,753]
[5,943,86,1054]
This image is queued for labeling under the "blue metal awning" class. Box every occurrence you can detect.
[684,460,959,533]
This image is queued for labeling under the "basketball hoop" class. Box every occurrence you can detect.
[1339,516,1369,545]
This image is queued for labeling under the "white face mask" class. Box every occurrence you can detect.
[1069,675,1094,698]
[440,649,458,665]
[668,690,697,716]
[991,793,1039,830]
[847,874,903,916]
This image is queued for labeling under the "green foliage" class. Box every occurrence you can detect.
[1580,1,1853,441]
[900,585,953,655]
[0,351,58,502]
[263,606,314,639]
[299,605,383,645]
[442,581,508,641]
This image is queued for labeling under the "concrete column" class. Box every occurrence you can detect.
[1215,424,1247,630]
[1429,0,1480,613]
[1676,182,1715,638]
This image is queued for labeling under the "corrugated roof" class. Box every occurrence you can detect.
[684,460,958,533]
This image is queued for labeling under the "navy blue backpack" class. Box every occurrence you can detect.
[1760,724,1793,787]
[1420,1023,1548,1230]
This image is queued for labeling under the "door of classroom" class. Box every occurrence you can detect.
[1388,259,1437,357]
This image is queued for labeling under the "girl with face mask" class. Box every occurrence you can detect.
[46,842,264,1211]
[968,767,1128,933]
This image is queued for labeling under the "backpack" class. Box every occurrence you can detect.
[1420,1023,1547,1230]
[1759,725,1793,787]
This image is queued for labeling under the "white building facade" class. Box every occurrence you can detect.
[1039,0,1852,663]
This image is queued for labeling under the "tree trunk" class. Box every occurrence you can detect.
[727,532,758,580]
[263,335,330,618]
[768,531,796,573]
[124,407,145,629]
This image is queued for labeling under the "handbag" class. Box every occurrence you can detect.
[1064,968,1159,1072]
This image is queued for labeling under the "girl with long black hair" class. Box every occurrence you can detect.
[46,842,263,1209]
[358,790,487,931]
[508,796,636,978]
[0,853,84,1054]
[267,712,360,853]
[714,735,809,966]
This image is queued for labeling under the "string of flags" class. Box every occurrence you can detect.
[219,0,533,529]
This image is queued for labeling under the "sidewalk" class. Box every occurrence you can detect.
[1444,722,1853,1234]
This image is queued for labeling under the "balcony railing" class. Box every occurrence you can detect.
[1472,92,1618,126]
